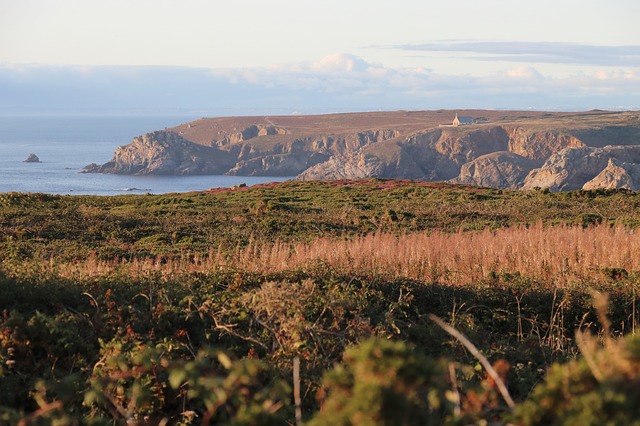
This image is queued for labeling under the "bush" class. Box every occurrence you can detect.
[309,338,448,426]
[514,332,640,425]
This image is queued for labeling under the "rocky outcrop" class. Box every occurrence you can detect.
[522,146,640,191]
[86,126,401,177]
[299,127,510,181]
[298,153,386,180]
[299,126,561,183]
[504,127,584,161]
[582,158,640,190]
[226,152,331,176]
[23,153,41,163]
[452,152,538,189]
[82,131,235,175]
[225,125,288,145]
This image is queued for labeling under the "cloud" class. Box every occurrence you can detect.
[209,54,639,108]
[310,53,372,73]
[393,41,640,67]
[0,54,638,115]
[212,54,435,95]
[213,53,388,91]
[504,66,544,79]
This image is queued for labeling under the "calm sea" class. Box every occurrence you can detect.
[0,116,292,195]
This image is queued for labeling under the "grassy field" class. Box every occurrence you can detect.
[2,180,640,424]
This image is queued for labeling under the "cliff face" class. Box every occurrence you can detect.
[85,117,403,177]
[299,126,588,185]
[226,151,331,176]
[504,126,585,161]
[83,131,235,175]
[452,152,538,189]
[522,145,640,191]
[84,110,640,191]
[582,158,640,191]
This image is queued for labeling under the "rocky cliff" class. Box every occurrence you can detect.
[298,125,588,185]
[83,131,235,175]
[582,158,640,191]
[84,110,640,191]
[452,152,538,189]
[522,145,640,191]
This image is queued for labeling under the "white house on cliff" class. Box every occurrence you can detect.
[452,113,474,126]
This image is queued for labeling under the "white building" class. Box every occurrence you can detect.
[452,113,474,126]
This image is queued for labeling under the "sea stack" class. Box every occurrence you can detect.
[24,153,41,163]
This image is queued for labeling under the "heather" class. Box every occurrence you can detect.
[2,180,640,424]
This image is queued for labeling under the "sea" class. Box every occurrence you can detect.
[0,116,293,195]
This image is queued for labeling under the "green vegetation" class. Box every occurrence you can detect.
[2,180,640,424]
[1,180,639,261]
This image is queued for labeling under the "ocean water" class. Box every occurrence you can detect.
[0,116,292,195]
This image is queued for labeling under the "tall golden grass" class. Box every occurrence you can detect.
[42,222,639,287]
[225,222,639,284]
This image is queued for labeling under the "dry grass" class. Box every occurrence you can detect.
[227,222,638,285]
[42,222,639,287]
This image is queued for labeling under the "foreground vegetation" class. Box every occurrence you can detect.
[2,180,640,424]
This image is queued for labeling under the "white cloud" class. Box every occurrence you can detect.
[393,41,640,67]
[593,70,640,81]
[311,53,372,73]
[214,54,434,94]
[505,66,544,80]
[1,55,638,114]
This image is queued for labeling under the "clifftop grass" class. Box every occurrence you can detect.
[1,179,639,262]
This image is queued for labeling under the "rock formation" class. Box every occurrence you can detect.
[452,152,538,189]
[582,158,640,191]
[83,131,235,175]
[23,153,41,163]
[299,126,586,184]
[84,110,640,191]
[522,145,640,191]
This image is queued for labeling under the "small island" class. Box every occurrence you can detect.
[23,153,41,163]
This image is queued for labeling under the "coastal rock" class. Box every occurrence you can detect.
[582,158,640,191]
[505,127,584,161]
[522,145,640,191]
[82,163,101,173]
[84,110,640,190]
[300,126,514,181]
[86,125,400,177]
[452,151,537,189]
[297,152,386,180]
[227,152,330,176]
[82,131,235,175]
[24,153,41,163]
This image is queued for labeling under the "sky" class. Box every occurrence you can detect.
[1,0,639,115]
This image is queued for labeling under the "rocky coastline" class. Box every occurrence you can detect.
[83,110,640,191]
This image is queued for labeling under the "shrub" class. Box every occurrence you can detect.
[308,338,448,426]
[513,332,640,425]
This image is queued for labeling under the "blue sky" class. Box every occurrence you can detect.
[1,0,639,115]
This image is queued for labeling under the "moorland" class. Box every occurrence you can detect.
[2,180,640,424]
